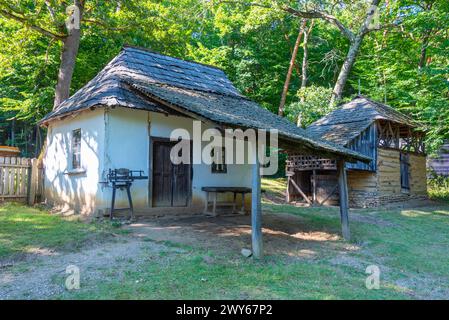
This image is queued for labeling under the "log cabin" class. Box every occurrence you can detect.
[286,96,428,208]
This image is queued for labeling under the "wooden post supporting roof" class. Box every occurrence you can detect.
[337,159,350,240]
[312,169,317,204]
[251,142,263,259]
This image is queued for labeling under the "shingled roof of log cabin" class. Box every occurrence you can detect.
[40,45,369,162]
[306,96,420,146]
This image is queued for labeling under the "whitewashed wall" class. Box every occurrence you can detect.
[45,107,253,215]
[44,108,105,215]
[149,112,252,208]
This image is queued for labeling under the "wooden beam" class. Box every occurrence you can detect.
[290,178,312,205]
[28,158,38,205]
[251,144,263,259]
[337,159,350,240]
[312,169,317,204]
[318,182,339,206]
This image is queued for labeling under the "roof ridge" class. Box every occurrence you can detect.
[355,95,416,123]
[311,118,373,127]
[122,45,225,72]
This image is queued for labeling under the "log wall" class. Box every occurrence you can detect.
[347,148,427,207]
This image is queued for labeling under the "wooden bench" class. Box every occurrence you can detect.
[202,187,252,216]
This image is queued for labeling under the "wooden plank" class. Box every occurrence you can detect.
[290,178,312,204]
[28,159,38,205]
[21,167,27,196]
[0,167,3,195]
[10,159,16,196]
[251,144,262,259]
[4,164,9,195]
[319,183,339,206]
[312,170,317,203]
[0,195,27,198]
[337,159,350,240]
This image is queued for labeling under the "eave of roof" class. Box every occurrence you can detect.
[128,81,371,163]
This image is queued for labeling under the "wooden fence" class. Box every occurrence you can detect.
[0,156,42,204]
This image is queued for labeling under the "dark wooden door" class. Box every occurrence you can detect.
[400,152,410,190]
[152,141,190,207]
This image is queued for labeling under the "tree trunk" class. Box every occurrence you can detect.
[53,1,83,109]
[301,21,313,90]
[330,35,363,106]
[278,19,307,117]
[297,20,314,127]
[418,32,431,70]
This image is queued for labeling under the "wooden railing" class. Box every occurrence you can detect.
[0,156,42,204]
[286,155,337,172]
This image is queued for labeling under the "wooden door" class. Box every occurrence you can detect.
[400,152,410,190]
[152,141,191,207]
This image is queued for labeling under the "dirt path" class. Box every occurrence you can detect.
[0,235,174,299]
[2,209,448,300]
[0,211,350,299]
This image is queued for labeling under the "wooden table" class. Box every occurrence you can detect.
[202,187,252,216]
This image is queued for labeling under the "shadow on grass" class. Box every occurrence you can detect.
[0,203,114,263]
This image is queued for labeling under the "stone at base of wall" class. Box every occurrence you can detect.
[349,192,428,208]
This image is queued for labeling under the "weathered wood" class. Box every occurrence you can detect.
[319,183,339,206]
[312,170,317,203]
[290,178,312,205]
[28,159,38,205]
[251,145,262,259]
[152,140,191,207]
[286,155,336,171]
[3,162,10,195]
[337,159,350,240]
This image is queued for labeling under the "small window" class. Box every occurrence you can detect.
[72,129,81,169]
[211,147,227,174]
[400,152,410,190]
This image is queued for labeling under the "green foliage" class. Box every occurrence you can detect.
[428,176,449,202]
[0,0,448,155]
[285,85,334,127]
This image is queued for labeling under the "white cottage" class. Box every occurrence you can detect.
[40,46,367,219]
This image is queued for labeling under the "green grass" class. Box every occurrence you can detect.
[2,183,449,299]
[0,203,113,260]
[63,204,449,299]
[261,177,286,197]
[63,252,407,300]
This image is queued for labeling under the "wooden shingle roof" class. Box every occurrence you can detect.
[306,96,418,146]
[41,46,370,162]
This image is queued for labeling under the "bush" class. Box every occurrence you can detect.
[428,176,449,202]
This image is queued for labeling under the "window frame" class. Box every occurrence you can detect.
[71,128,82,170]
[211,147,227,174]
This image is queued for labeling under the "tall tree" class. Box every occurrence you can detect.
[0,0,85,109]
[218,0,397,105]
[278,19,306,117]
[282,0,394,105]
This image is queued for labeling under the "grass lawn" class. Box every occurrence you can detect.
[0,203,113,261]
[1,180,449,299]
